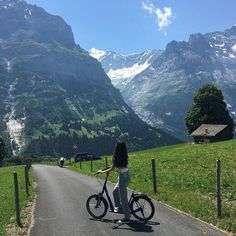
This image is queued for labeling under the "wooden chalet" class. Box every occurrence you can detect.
[190,124,230,144]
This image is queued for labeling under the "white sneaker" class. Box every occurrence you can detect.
[117,218,131,224]
[113,207,123,213]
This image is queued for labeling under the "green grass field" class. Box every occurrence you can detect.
[68,140,236,234]
[0,166,34,236]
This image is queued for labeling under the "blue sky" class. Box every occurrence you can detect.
[25,0,236,54]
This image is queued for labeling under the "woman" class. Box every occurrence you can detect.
[97,141,131,223]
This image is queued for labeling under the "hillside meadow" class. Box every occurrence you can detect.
[68,140,236,234]
[0,166,34,236]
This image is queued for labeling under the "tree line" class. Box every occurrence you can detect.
[0,136,7,166]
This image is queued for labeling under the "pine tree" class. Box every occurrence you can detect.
[0,136,7,165]
[185,84,235,138]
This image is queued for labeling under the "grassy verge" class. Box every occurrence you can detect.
[67,140,236,234]
[0,166,34,236]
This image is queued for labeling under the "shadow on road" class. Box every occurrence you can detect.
[90,218,160,232]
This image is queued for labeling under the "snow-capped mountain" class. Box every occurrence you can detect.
[89,48,163,91]
[91,26,236,140]
[123,26,236,139]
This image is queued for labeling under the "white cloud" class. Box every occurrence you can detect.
[142,2,155,14]
[232,44,236,52]
[156,7,173,31]
[142,1,173,32]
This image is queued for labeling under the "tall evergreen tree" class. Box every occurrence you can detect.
[0,136,7,165]
[185,84,235,138]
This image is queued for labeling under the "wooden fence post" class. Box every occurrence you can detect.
[216,159,221,218]
[26,164,30,186]
[24,166,29,196]
[90,156,93,172]
[13,172,21,226]
[151,159,157,193]
[105,156,108,168]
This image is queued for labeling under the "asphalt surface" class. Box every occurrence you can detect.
[30,165,228,236]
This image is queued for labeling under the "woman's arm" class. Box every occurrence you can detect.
[100,164,115,174]
[97,156,115,174]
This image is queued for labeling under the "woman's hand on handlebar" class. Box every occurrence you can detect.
[96,166,112,175]
[96,169,103,175]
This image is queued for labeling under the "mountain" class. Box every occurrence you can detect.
[92,27,236,140]
[89,48,163,91]
[0,0,180,157]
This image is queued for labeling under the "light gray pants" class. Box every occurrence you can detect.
[113,170,131,219]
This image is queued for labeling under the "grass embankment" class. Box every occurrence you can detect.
[0,166,34,236]
[68,140,236,234]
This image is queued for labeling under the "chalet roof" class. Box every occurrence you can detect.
[190,124,228,137]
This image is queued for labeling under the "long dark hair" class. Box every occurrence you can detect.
[113,141,128,168]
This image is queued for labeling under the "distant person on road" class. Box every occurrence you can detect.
[59,157,65,167]
[97,141,131,223]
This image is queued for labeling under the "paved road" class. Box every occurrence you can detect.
[30,165,228,236]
